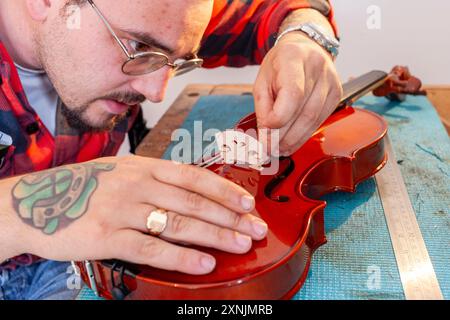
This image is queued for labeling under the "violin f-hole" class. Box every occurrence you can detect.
[264,157,295,202]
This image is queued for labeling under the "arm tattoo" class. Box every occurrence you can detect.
[12,162,115,235]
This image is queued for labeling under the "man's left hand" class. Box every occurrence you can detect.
[253,32,343,156]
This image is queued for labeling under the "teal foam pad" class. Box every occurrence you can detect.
[78,94,449,300]
[76,286,103,300]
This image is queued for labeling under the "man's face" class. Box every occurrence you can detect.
[34,0,212,131]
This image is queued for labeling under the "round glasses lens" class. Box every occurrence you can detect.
[122,53,168,76]
[174,59,203,76]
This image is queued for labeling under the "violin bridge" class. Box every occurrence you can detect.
[214,130,269,171]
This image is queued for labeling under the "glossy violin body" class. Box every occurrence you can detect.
[77,70,392,300]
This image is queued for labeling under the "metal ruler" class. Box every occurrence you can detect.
[375,135,443,300]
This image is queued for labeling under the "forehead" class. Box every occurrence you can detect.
[89,0,212,54]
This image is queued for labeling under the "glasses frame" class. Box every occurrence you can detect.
[87,0,203,76]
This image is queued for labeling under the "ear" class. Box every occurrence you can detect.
[25,0,52,21]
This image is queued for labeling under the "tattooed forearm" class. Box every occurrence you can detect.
[12,162,115,235]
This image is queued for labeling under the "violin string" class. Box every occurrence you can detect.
[194,139,222,168]
[197,154,222,168]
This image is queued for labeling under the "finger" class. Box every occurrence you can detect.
[108,229,216,275]
[280,76,341,155]
[126,200,267,240]
[255,83,305,130]
[252,76,275,155]
[159,211,253,254]
[276,73,320,142]
[253,75,274,129]
[150,159,255,213]
[279,76,329,154]
[254,83,298,157]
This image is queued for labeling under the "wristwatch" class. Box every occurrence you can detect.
[275,22,340,58]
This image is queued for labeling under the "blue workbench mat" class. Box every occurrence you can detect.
[78,94,449,300]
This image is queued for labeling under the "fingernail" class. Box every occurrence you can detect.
[235,233,252,248]
[241,195,255,211]
[253,220,268,237]
[200,256,216,271]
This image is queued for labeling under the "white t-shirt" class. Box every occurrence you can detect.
[15,63,58,136]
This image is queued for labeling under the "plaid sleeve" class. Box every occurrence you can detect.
[199,0,337,68]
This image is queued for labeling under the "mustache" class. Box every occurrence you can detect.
[100,91,147,105]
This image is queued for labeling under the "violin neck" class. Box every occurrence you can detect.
[338,70,389,108]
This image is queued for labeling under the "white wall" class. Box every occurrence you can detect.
[119,0,450,155]
[333,0,450,84]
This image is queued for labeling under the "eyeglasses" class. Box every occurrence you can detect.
[87,0,203,76]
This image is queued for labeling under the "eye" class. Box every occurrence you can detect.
[127,39,151,53]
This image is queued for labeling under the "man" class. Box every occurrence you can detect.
[0,0,341,299]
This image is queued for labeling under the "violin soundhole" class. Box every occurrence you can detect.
[264,157,295,203]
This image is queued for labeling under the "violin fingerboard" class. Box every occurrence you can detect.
[339,70,389,108]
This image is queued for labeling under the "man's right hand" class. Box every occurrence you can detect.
[1,156,268,275]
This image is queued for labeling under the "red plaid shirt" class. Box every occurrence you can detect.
[200,0,337,67]
[0,0,336,271]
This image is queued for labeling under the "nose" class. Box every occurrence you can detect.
[129,66,173,103]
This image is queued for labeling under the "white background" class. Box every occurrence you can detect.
[119,0,450,155]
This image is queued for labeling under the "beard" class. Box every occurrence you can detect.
[59,90,145,133]
[60,102,126,133]
[34,20,146,134]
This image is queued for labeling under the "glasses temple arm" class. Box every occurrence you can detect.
[87,0,132,58]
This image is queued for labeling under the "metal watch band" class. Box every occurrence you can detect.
[275,23,340,58]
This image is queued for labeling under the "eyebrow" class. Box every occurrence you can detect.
[122,29,201,59]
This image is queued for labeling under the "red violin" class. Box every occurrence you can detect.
[77,70,413,300]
